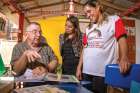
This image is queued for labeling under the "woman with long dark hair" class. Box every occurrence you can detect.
[76,0,131,93]
[59,16,83,75]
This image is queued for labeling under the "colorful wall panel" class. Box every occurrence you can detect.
[38,16,67,64]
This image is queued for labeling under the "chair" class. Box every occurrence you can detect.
[105,64,140,89]
[130,81,140,93]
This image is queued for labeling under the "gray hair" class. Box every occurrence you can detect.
[26,22,41,32]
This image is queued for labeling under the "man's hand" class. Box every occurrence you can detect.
[119,57,131,74]
[24,50,41,62]
[12,50,41,75]
[32,66,48,76]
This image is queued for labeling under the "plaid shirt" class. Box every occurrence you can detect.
[11,41,57,71]
[59,33,83,57]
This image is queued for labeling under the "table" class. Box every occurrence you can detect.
[13,81,93,93]
[0,81,14,93]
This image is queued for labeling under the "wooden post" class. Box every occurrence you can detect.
[18,13,24,42]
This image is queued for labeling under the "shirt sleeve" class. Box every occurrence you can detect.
[82,33,88,46]
[115,17,127,40]
[11,44,22,71]
[11,44,21,64]
[47,46,57,62]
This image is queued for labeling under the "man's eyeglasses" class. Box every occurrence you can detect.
[28,30,42,35]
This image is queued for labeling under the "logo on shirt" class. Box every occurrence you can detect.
[87,28,102,40]
[86,29,104,48]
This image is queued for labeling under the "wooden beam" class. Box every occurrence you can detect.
[23,1,69,11]
[25,17,30,23]
[26,9,67,18]
[101,0,126,11]
[27,13,64,19]
[27,14,42,18]
[74,0,81,3]
[73,1,84,6]
[100,0,138,16]
[16,0,34,4]
[127,0,140,3]
[63,0,66,10]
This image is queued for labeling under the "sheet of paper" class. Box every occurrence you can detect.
[14,85,69,93]
[15,69,44,82]
[44,73,79,83]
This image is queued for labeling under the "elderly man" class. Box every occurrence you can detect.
[11,22,58,76]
